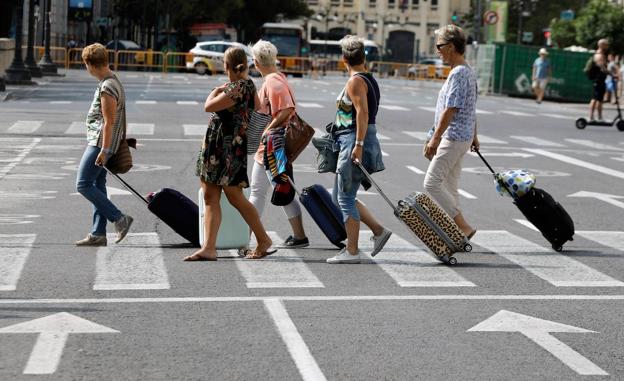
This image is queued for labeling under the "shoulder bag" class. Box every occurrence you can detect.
[274,75,315,162]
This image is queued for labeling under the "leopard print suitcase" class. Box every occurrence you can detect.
[396,192,472,264]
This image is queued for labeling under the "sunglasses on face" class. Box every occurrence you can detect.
[436,42,450,51]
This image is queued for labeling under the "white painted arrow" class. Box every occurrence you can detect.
[468,310,607,376]
[568,191,624,210]
[0,312,118,374]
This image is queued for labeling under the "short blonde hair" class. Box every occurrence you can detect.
[251,40,277,67]
[435,25,467,55]
[82,43,108,67]
[340,35,365,66]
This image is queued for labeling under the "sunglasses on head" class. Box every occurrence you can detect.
[436,42,450,51]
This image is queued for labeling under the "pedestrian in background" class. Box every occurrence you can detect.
[248,40,310,254]
[423,25,479,240]
[74,43,133,247]
[531,48,551,104]
[326,35,392,264]
[605,54,619,104]
[185,47,273,261]
[589,39,609,122]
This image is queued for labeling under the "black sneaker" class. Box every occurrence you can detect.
[277,235,309,249]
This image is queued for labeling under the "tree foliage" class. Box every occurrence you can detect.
[549,19,576,49]
[575,0,624,53]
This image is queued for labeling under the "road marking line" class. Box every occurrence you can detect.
[359,231,475,287]
[0,214,40,225]
[183,124,205,136]
[0,190,56,200]
[514,219,539,232]
[458,189,477,199]
[127,123,155,135]
[406,165,425,175]
[0,138,40,180]
[471,230,624,287]
[135,100,157,105]
[476,109,494,115]
[381,149,389,157]
[94,233,170,290]
[380,105,410,111]
[234,232,324,288]
[419,106,436,112]
[509,135,565,147]
[8,121,43,134]
[176,101,199,105]
[576,231,624,252]
[540,113,575,120]
[298,102,324,108]
[376,133,391,140]
[49,101,72,104]
[0,234,36,291]
[64,122,84,135]
[264,299,328,381]
[477,134,507,144]
[564,138,624,152]
[501,110,533,117]
[524,148,624,180]
[402,131,429,141]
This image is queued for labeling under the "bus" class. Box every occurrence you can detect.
[260,22,306,76]
[308,39,381,62]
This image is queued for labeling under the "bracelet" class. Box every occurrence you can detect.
[355,140,364,147]
[101,147,112,154]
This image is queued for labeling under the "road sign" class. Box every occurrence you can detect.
[522,32,534,43]
[95,17,109,27]
[468,310,608,376]
[561,9,575,21]
[484,10,499,25]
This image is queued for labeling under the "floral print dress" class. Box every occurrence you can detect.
[195,79,255,187]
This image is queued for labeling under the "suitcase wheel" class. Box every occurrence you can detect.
[552,244,563,252]
[463,243,472,252]
[441,255,457,265]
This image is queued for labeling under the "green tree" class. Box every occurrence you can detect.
[575,0,624,53]
[506,0,584,45]
[549,18,576,48]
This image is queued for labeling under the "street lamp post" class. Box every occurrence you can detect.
[5,0,32,83]
[39,0,57,75]
[24,0,43,77]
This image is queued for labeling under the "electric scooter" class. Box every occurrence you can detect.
[575,90,624,131]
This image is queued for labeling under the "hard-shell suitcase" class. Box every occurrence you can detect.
[105,168,200,247]
[289,179,346,249]
[355,161,471,265]
[199,188,250,249]
[476,150,574,251]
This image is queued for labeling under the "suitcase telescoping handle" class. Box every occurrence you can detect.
[354,159,398,214]
[474,148,496,175]
[102,165,149,205]
[473,149,518,200]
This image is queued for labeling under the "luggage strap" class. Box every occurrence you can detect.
[103,166,149,205]
[354,160,397,214]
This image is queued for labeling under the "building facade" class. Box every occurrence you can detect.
[302,0,471,62]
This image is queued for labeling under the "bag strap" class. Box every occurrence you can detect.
[353,72,378,107]
[103,166,149,205]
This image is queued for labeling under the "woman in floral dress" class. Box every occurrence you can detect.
[184,47,273,261]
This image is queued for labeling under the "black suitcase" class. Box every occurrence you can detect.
[105,168,200,247]
[476,150,574,251]
[289,179,346,248]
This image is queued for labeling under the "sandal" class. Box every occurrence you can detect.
[238,247,277,257]
[183,253,217,262]
[244,250,270,259]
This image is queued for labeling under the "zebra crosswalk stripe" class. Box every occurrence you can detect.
[471,231,624,287]
[183,124,206,136]
[576,231,624,252]
[0,234,36,291]
[359,231,475,287]
[93,233,170,290]
[509,136,565,147]
[564,139,624,152]
[234,232,324,288]
[64,122,85,135]
[8,121,43,134]
[477,134,507,144]
[127,123,155,135]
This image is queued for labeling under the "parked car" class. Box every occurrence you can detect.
[416,58,447,79]
[186,41,256,75]
[105,40,146,67]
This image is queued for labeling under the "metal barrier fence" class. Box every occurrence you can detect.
[17,46,450,80]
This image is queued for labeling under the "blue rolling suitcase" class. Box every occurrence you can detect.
[290,179,346,248]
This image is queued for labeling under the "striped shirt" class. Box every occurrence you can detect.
[86,73,126,153]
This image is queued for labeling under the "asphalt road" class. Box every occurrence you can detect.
[1,69,624,380]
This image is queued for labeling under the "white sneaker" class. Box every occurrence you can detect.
[114,214,134,243]
[370,228,392,257]
[326,248,361,264]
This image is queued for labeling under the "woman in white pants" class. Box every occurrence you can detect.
[423,25,479,239]
[246,40,309,255]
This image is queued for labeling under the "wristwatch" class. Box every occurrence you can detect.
[355,140,364,147]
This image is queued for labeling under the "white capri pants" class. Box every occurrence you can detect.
[423,138,472,218]
[248,160,302,220]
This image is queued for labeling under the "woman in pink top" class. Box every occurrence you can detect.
[246,40,309,256]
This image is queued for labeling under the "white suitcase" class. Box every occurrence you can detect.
[198,188,250,249]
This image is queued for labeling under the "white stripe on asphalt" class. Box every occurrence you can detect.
[234,232,323,288]
[402,131,429,141]
[0,138,40,180]
[0,234,36,291]
[477,135,507,144]
[313,127,323,137]
[176,101,199,105]
[564,139,624,152]
[476,109,494,115]
[381,149,389,157]
[406,165,425,175]
[376,133,391,140]
[576,231,624,252]
[183,124,206,136]
[135,100,157,105]
[359,231,475,287]
[8,121,43,134]
[540,113,575,120]
[264,299,328,381]
[127,123,155,135]
[509,135,565,147]
[501,110,533,117]
[298,102,324,108]
[380,105,410,111]
[524,148,624,180]
[49,101,72,104]
[471,231,624,287]
[458,189,477,199]
[419,106,436,113]
[64,122,85,135]
[94,233,170,290]
[514,219,539,232]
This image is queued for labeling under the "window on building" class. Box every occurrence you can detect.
[389,0,396,7]
[344,0,353,6]
[431,0,438,9]
[330,0,341,6]
[307,0,318,5]
[369,0,376,8]
[412,0,419,9]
